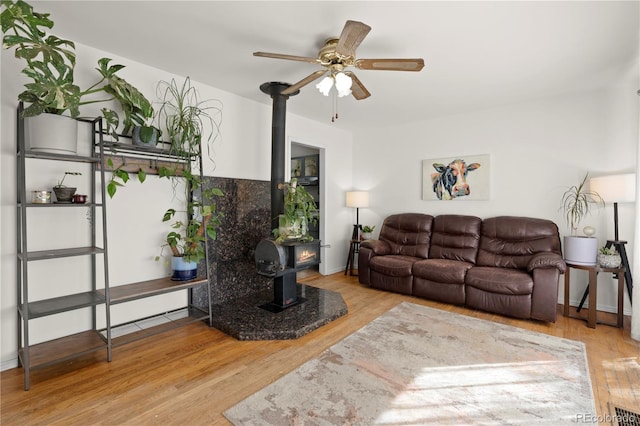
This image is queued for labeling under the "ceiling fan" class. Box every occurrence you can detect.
[254,20,425,100]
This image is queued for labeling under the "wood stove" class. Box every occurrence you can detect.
[255,238,321,311]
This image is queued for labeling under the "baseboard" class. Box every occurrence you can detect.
[1,358,18,372]
[561,297,632,317]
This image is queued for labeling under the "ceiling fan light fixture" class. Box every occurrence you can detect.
[334,72,352,97]
[316,75,334,96]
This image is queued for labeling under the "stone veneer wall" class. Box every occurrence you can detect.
[193,176,273,307]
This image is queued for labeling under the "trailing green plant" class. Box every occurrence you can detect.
[560,172,604,235]
[156,171,223,264]
[362,225,375,233]
[55,171,81,188]
[273,178,318,243]
[1,1,154,139]
[105,158,147,198]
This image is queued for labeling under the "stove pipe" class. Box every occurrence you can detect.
[260,82,299,231]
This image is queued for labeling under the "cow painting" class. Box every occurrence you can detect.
[431,159,481,200]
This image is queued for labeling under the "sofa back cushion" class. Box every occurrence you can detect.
[429,215,482,263]
[477,216,562,269]
[379,213,434,258]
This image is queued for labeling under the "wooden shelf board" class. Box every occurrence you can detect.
[104,276,207,304]
[23,291,106,318]
[21,246,105,261]
[19,330,107,369]
[22,150,99,163]
[110,308,209,347]
[21,203,103,208]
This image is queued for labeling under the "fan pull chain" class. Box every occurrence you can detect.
[332,91,339,122]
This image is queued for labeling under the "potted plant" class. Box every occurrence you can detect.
[155,76,222,159]
[597,246,621,269]
[273,178,318,243]
[156,174,223,280]
[361,225,375,240]
[560,172,604,265]
[2,1,155,151]
[52,171,81,202]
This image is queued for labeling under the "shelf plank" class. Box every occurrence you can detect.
[22,150,100,163]
[21,203,103,208]
[110,307,209,347]
[20,246,105,261]
[19,330,107,369]
[104,276,207,304]
[22,291,106,318]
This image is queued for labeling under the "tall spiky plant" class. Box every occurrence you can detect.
[560,173,604,235]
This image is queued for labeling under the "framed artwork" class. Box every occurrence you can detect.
[291,158,303,178]
[291,155,319,178]
[304,156,318,177]
[422,154,490,201]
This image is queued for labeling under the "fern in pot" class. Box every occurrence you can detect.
[560,172,604,265]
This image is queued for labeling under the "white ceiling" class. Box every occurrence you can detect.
[31,1,639,131]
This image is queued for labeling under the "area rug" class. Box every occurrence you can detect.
[224,302,596,425]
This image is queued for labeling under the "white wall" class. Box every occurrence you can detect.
[353,84,638,317]
[1,43,353,368]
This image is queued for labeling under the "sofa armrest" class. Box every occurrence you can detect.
[361,239,391,255]
[527,252,566,274]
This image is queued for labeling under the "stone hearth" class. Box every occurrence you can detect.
[192,176,347,340]
[210,284,347,340]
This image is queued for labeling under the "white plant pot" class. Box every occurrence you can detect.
[563,236,598,266]
[24,113,78,155]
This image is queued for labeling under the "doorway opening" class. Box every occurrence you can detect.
[290,141,323,273]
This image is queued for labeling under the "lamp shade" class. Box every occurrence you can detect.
[589,173,636,203]
[346,191,369,208]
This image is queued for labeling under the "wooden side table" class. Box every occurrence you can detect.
[564,262,625,328]
[344,239,361,276]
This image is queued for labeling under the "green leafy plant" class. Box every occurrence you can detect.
[156,172,223,264]
[1,1,154,139]
[560,172,604,235]
[599,246,617,256]
[362,225,375,233]
[55,171,81,188]
[273,178,318,243]
[105,158,147,198]
[156,76,222,159]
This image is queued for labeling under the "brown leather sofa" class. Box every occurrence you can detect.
[358,214,566,322]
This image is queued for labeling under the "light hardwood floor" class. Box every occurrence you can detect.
[2,271,638,425]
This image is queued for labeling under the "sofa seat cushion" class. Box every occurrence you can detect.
[465,266,533,295]
[370,255,420,277]
[413,259,474,284]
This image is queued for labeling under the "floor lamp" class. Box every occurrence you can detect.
[346,191,369,240]
[589,173,636,303]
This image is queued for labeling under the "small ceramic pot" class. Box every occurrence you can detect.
[72,194,87,204]
[53,186,76,203]
[597,253,621,269]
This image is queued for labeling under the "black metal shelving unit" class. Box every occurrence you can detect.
[15,103,213,390]
[16,103,111,390]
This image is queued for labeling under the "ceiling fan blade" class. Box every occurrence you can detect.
[281,69,328,95]
[344,72,371,100]
[355,58,425,71]
[253,51,319,65]
[335,20,371,58]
